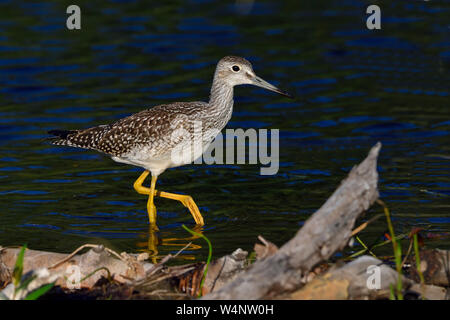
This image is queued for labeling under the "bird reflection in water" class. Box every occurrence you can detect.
[136,225,204,263]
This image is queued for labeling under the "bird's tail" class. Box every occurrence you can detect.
[47,129,80,146]
[48,129,77,139]
[47,125,111,150]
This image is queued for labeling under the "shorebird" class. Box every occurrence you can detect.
[48,56,291,227]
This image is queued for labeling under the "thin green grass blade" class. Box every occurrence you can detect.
[389,283,396,300]
[413,234,425,299]
[413,234,425,284]
[182,224,212,298]
[13,244,27,287]
[394,240,403,300]
[355,236,377,258]
[24,283,54,300]
[380,201,403,300]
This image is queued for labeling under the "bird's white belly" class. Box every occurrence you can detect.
[112,139,213,176]
[111,155,172,176]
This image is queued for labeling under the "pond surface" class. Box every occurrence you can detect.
[0,0,449,262]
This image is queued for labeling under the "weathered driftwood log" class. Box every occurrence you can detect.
[0,245,151,289]
[202,248,248,295]
[409,283,449,300]
[203,142,381,300]
[287,255,412,300]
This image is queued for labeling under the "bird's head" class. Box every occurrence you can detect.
[215,55,292,98]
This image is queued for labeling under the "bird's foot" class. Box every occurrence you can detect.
[179,195,204,226]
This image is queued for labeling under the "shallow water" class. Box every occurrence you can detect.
[0,1,449,262]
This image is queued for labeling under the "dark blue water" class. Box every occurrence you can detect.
[0,0,449,262]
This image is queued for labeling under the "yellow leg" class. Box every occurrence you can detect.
[133,170,151,195]
[133,170,157,225]
[147,175,157,224]
[133,170,204,225]
[156,190,204,225]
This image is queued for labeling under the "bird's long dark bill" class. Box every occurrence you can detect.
[253,75,293,98]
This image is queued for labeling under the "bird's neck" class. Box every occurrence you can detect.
[208,76,234,127]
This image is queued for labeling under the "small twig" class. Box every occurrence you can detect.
[347,232,409,260]
[351,214,383,236]
[257,235,277,259]
[48,244,127,269]
[145,242,193,277]
[257,235,270,247]
[0,245,22,254]
[400,238,413,268]
[137,273,179,289]
[355,236,377,258]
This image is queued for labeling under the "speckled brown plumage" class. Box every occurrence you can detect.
[50,102,212,157]
[48,55,282,176]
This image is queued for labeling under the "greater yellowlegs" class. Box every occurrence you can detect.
[48,56,291,226]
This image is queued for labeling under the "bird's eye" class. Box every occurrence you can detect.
[232,65,240,72]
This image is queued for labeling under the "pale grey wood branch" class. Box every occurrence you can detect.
[203,142,382,300]
[289,255,412,300]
